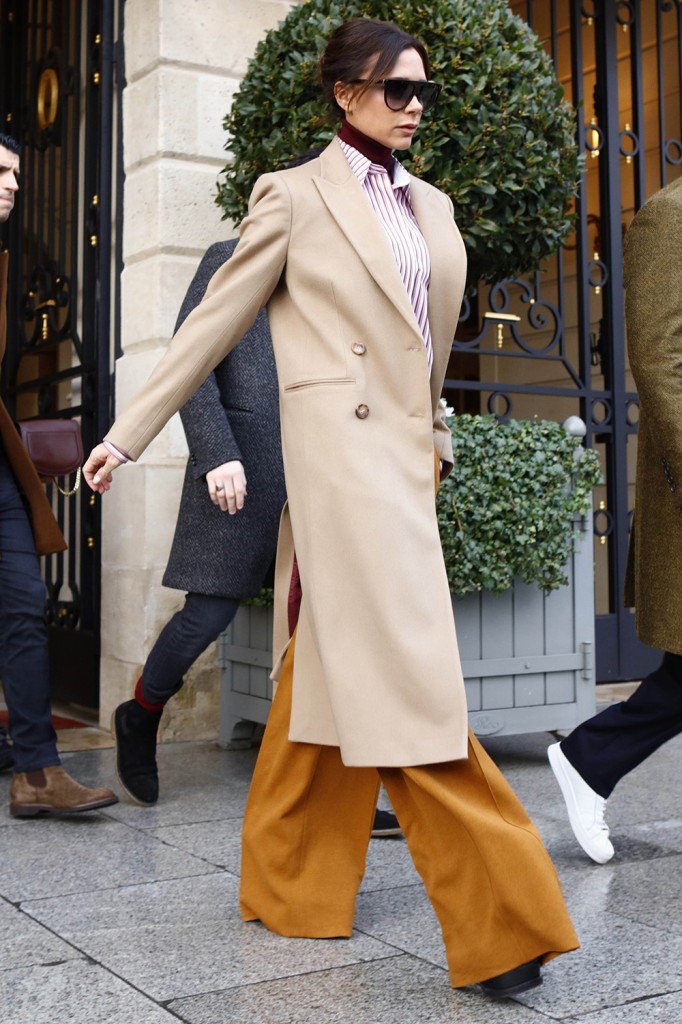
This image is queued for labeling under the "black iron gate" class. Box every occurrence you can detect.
[0,0,123,706]
[444,0,682,682]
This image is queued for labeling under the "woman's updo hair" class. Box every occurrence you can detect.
[319,18,430,117]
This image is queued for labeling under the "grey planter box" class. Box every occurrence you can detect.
[218,517,595,748]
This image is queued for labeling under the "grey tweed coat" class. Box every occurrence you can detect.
[162,240,286,597]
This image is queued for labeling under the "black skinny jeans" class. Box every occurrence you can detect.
[142,591,240,705]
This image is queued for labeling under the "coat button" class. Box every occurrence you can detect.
[352,342,366,355]
[355,404,369,420]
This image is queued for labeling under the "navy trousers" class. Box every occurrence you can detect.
[561,651,682,799]
[0,448,59,772]
[142,591,240,705]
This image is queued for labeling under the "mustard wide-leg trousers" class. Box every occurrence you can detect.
[240,635,579,988]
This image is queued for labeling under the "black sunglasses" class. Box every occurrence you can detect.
[351,78,442,112]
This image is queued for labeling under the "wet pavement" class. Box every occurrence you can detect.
[0,722,680,1023]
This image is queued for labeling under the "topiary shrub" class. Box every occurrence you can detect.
[437,415,602,596]
[216,0,581,285]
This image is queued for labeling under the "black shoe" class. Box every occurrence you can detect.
[0,726,14,772]
[480,959,542,999]
[112,700,161,805]
[371,808,402,838]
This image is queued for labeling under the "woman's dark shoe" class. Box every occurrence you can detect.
[112,699,161,805]
[480,958,542,999]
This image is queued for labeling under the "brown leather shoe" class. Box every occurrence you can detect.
[9,766,118,818]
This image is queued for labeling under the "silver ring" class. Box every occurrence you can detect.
[215,484,225,492]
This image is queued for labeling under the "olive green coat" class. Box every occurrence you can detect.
[623,176,682,652]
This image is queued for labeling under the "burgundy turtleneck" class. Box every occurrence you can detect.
[338,120,393,174]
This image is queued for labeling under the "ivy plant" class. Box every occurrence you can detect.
[437,415,602,597]
[216,0,581,285]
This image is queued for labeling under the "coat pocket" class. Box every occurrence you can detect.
[283,377,356,393]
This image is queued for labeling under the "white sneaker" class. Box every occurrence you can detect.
[547,742,614,864]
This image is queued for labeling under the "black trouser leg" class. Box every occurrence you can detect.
[561,652,682,798]
[141,591,240,704]
[0,453,59,773]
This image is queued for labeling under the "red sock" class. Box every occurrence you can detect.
[134,677,166,714]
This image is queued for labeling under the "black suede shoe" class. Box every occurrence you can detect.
[371,808,402,838]
[480,959,542,999]
[0,727,14,772]
[112,700,161,805]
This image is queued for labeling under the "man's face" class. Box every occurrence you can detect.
[0,145,20,224]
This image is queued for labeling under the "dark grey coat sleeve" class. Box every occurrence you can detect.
[174,242,245,478]
[161,240,286,598]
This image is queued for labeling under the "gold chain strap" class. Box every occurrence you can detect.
[53,466,82,497]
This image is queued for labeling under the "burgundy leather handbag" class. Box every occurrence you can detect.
[18,418,83,495]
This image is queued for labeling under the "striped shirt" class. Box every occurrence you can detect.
[339,138,433,375]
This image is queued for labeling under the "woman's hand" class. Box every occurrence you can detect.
[206,460,247,514]
[83,444,122,493]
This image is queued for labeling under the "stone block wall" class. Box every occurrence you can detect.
[100,0,299,740]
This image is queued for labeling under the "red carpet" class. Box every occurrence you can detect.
[0,710,88,730]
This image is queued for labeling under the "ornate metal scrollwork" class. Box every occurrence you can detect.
[487,391,512,419]
[484,278,563,356]
[21,260,78,353]
[619,123,639,164]
[665,138,682,165]
[615,1,635,30]
[581,1,598,24]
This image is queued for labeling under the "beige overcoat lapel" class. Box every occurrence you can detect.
[313,143,461,415]
[313,142,426,347]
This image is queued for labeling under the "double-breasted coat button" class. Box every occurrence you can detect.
[355,404,370,420]
[352,342,366,355]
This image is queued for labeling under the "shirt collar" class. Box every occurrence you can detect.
[339,139,411,192]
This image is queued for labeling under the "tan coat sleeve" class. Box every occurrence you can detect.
[106,173,292,460]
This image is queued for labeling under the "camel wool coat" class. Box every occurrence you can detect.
[623,176,682,654]
[0,250,66,556]
[107,139,469,766]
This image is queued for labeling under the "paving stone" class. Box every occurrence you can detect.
[0,898,77,970]
[0,815,218,901]
[0,960,178,1024]
[168,954,546,1024]
[23,872,399,1002]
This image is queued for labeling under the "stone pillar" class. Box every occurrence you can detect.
[100,0,294,739]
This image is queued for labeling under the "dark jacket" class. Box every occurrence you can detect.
[0,249,66,555]
[162,240,286,597]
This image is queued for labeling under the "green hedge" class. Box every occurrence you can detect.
[216,0,582,285]
[437,415,601,596]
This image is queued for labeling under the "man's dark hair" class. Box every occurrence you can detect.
[0,132,20,156]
